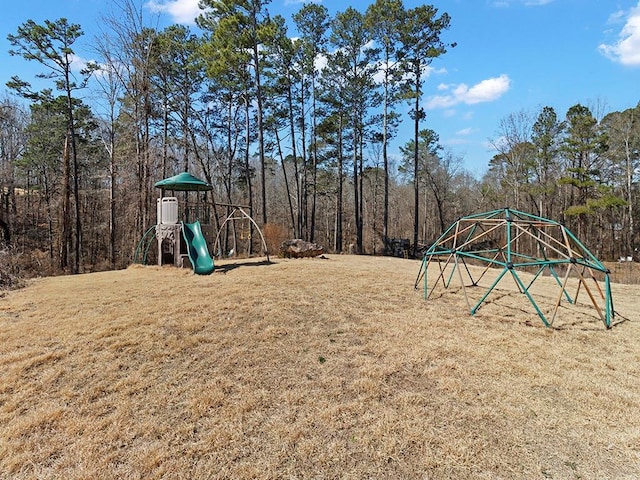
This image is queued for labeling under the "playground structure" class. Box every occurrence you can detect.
[212,203,270,261]
[415,208,615,328]
[134,172,268,275]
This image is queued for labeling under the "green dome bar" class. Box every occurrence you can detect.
[414,208,615,328]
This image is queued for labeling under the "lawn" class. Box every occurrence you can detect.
[1,255,639,479]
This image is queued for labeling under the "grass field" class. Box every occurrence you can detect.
[1,255,639,479]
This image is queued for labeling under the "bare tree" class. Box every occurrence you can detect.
[100,0,159,237]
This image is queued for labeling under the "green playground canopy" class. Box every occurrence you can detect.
[154,172,212,191]
[414,208,615,328]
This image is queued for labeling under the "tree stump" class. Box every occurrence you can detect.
[279,239,324,258]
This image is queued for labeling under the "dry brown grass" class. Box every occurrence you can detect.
[1,255,639,479]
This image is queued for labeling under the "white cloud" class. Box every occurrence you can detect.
[425,74,511,109]
[70,54,106,77]
[606,9,627,25]
[315,52,329,73]
[70,53,90,72]
[444,138,469,146]
[146,0,201,25]
[456,128,474,136]
[523,0,554,5]
[599,3,640,66]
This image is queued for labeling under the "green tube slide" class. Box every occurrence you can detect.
[181,221,215,275]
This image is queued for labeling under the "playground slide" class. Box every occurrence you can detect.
[181,221,215,275]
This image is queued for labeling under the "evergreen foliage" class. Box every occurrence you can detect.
[1,2,639,276]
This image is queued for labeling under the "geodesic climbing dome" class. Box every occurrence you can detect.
[414,208,615,328]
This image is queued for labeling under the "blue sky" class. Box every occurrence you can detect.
[1,0,639,178]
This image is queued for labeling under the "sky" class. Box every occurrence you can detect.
[1,0,639,178]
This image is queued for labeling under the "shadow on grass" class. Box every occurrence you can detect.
[551,310,630,331]
[215,259,274,274]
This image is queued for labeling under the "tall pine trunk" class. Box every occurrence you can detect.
[352,105,360,254]
[335,114,344,253]
[60,134,71,271]
[412,89,420,257]
[252,41,267,227]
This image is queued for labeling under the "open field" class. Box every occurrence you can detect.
[1,254,639,479]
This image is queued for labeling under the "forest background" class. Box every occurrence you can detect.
[0,0,639,279]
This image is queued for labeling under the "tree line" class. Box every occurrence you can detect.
[0,0,638,277]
